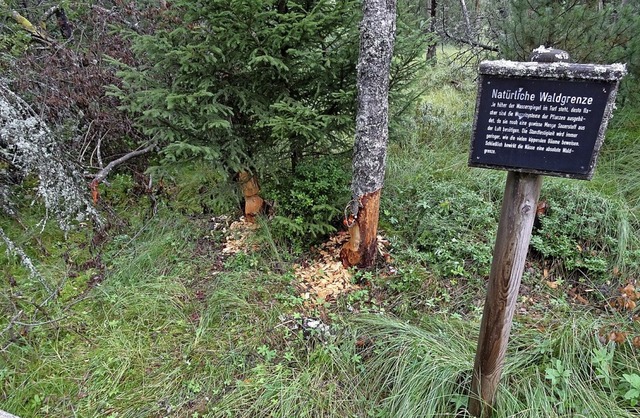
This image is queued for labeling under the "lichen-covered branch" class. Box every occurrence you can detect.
[0,83,99,232]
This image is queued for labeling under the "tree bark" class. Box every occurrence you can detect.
[341,0,397,269]
[426,0,437,61]
[459,0,473,38]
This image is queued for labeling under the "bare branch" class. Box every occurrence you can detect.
[442,30,499,52]
[91,141,157,186]
[0,310,24,337]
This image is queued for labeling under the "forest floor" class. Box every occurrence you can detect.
[2,62,640,417]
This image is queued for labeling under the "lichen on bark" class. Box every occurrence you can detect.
[0,82,99,276]
[349,0,397,208]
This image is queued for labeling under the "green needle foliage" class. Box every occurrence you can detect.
[112,0,361,175]
[497,0,640,105]
[111,0,429,178]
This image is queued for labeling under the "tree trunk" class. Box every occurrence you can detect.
[473,0,481,32]
[341,0,397,269]
[426,0,437,61]
[238,171,263,222]
[459,0,473,38]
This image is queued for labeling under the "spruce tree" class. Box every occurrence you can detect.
[112,0,362,175]
[498,0,640,104]
[112,0,429,176]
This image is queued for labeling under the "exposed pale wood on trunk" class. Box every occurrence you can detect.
[238,171,264,221]
[340,190,381,267]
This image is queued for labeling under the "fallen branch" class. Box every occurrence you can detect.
[91,141,157,186]
[89,141,157,203]
[0,310,24,338]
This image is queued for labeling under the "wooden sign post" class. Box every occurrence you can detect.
[467,47,626,417]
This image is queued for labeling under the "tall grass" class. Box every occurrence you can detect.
[3,49,640,418]
[1,215,203,416]
[353,314,640,418]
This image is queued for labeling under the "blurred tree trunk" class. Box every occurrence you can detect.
[341,0,397,268]
[426,0,437,60]
[459,0,473,38]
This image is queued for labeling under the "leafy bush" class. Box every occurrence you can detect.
[530,181,639,283]
[263,157,350,248]
[382,180,499,280]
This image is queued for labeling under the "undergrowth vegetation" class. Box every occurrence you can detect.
[2,52,640,417]
[262,156,351,250]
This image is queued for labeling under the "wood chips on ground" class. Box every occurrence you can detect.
[221,217,259,255]
[218,218,392,308]
[293,231,359,306]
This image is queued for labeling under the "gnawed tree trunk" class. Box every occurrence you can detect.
[341,0,397,268]
[238,171,264,222]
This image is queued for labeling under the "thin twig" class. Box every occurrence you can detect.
[0,310,24,336]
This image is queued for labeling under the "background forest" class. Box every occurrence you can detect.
[1,0,640,417]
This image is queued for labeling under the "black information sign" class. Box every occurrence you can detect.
[469,61,625,179]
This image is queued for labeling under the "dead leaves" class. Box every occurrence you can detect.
[599,329,640,348]
[598,281,640,346]
[609,283,640,312]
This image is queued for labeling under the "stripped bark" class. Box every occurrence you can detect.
[341,0,396,268]
[341,190,381,267]
[238,171,264,221]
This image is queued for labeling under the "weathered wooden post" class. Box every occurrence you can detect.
[467,47,626,417]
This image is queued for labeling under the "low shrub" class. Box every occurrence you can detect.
[263,157,350,250]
